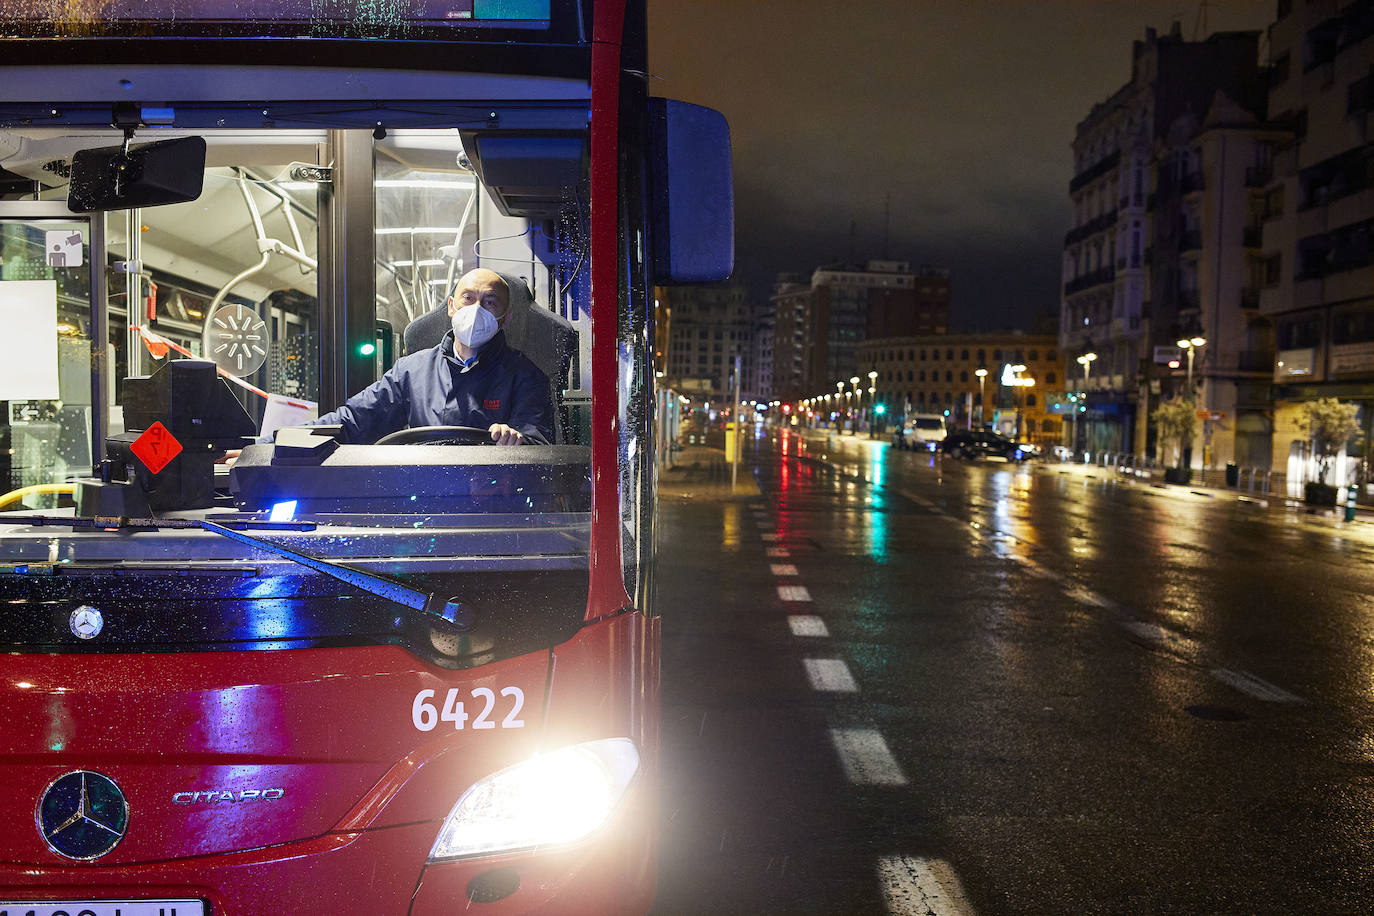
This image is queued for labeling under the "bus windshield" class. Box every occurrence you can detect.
[0,115,596,667]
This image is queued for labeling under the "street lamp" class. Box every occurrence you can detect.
[867,370,878,438]
[849,376,861,433]
[1074,351,1098,455]
[974,367,988,429]
[1176,336,1205,395]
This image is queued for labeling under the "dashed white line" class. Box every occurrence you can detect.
[766,547,791,557]
[760,533,782,542]
[829,727,908,786]
[777,584,812,602]
[770,563,799,576]
[1064,585,1114,610]
[788,615,830,637]
[878,855,978,916]
[1211,668,1303,703]
[1120,620,1195,650]
[804,658,858,692]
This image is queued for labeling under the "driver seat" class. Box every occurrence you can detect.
[402,272,578,443]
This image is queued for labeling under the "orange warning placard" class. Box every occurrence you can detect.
[130,420,182,474]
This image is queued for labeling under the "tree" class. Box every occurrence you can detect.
[1151,396,1195,468]
[1301,397,1360,485]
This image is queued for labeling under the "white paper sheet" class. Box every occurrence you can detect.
[260,393,318,440]
[0,280,60,401]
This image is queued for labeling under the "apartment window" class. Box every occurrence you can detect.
[993,350,1002,361]
[919,370,926,382]
[960,370,969,382]
[1263,253,1283,286]
[920,349,927,360]
[945,371,953,383]
[1028,350,1039,361]
[1026,394,1037,407]
[960,349,969,360]
[907,370,913,382]
[1048,350,1058,361]
[945,349,954,360]
[1047,371,1057,384]
[977,349,986,362]
[1278,316,1320,349]
[1271,52,1290,86]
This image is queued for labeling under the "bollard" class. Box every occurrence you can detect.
[1346,483,1359,522]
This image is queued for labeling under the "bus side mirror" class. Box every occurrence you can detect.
[647,99,733,284]
[67,135,206,213]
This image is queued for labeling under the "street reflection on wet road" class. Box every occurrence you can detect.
[654,428,1374,915]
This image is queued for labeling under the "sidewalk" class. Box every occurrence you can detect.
[1037,458,1374,537]
[657,445,761,501]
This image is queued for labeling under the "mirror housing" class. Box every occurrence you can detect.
[647,99,734,284]
[67,135,206,213]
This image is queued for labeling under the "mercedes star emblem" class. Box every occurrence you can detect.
[37,770,129,860]
[70,605,103,640]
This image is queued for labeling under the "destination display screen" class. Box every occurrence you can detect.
[0,0,573,40]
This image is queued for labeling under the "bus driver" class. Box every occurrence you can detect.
[257,268,555,449]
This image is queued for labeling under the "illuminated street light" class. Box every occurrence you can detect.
[974,367,988,429]
[1176,336,1206,393]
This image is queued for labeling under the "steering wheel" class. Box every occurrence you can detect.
[374,425,493,445]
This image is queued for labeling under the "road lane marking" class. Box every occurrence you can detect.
[1211,668,1303,703]
[788,615,830,637]
[878,856,978,916]
[770,563,799,576]
[804,658,857,692]
[1065,585,1115,610]
[1120,620,1195,650]
[829,727,907,786]
[777,584,812,602]
[766,547,791,557]
[760,533,782,542]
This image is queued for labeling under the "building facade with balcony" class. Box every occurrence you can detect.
[769,273,810,403]
[1146,93,1289,470]
[1061,24,1264,459]
[1259,0,1374,489]
[659,279,757,405]
[852,334,1063,445]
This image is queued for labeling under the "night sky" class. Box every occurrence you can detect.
[647,0,1275,332]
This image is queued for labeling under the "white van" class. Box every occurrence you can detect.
[894,413,948,451]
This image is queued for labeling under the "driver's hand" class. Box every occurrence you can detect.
[219,449,242,468]
[489,423,525,446]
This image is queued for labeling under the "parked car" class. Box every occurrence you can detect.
[939,430,1030,461]
[893,413,948,451]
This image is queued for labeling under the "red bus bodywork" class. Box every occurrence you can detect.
[0,0,669,911]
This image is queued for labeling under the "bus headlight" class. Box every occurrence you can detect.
[428,737,640,861]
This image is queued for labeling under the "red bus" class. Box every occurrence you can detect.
[0,2,731,912]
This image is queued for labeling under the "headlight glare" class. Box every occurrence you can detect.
[429,737,640,860]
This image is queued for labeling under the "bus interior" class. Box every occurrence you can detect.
[0,117,610,668]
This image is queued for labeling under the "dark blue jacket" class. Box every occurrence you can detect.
[310,330,553,444]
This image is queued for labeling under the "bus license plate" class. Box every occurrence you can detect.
[0,902,204,916]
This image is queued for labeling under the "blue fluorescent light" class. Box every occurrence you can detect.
[269,500,298,522]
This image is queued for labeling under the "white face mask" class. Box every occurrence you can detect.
[451,303,499,349]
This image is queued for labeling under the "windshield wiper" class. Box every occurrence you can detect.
[0,514,472,630]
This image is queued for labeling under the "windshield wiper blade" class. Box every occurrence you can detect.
[0,514,315,532]
[0,514,471,629]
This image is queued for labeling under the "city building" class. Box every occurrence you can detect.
[658,278,756,404]
[849,333,1064,445]
[1260,0,1374,487]
[805,260,950,395]
[1061,24,1265,459]
[769,273,810,402]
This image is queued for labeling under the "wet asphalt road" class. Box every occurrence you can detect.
[651,428,1374,915]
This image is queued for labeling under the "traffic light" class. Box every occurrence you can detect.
[358,341,377,358]
[874,403,885,415]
